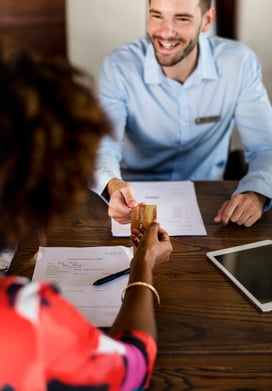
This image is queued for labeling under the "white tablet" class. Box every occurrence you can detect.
[206,239,272,312]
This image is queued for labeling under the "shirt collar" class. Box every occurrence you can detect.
[144,33,219,86]
[144,38,164,84]
[196,33,218,80]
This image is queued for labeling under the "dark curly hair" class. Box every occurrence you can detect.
[0,37,111,248]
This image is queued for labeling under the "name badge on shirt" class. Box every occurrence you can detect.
[195,115,221,124]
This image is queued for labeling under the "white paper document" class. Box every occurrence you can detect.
[32,246,133,327]
[112,181,207,237]
[0,246,17,273]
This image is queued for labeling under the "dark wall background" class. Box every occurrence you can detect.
[0,0,66,58]
[216,0,237,39]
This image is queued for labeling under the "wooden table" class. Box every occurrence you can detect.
[10,181,272,390]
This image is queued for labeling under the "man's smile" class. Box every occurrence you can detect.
[158,40,180,49]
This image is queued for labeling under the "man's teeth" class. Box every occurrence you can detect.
[160,41,176,48]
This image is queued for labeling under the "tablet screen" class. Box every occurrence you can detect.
[206,240,272,312]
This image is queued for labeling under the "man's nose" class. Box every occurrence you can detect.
[159,20,177,38]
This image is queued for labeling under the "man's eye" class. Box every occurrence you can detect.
[177,18,190,22]
[151,14,162,19]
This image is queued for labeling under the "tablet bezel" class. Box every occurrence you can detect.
[206,239,272,312]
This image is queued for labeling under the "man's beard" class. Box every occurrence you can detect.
[149,30,200,67]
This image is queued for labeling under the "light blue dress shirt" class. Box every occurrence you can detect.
[93,34,272,205]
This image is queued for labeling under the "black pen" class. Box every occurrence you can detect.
[93,267,130,286]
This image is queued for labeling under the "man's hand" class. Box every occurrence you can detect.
[107,178,137,224]
[214,191,267,227]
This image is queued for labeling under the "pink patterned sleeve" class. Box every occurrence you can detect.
[0,276,157,390]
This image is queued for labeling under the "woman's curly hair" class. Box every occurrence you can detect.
[0,37,111,248]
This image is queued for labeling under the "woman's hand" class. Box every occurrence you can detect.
[131,221,172,269]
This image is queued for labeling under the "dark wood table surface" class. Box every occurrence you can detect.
[10,181,272,390]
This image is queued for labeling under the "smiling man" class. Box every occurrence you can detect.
[148,0,212,78]
[92,0,272,228]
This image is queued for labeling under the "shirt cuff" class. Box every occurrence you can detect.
[101,185,110,204]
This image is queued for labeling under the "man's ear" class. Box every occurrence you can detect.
[201,7,216,33]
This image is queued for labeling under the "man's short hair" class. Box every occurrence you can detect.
[200,0,212,13]
[148,0,212,14]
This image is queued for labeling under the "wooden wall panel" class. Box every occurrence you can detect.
[0,0,66,58]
